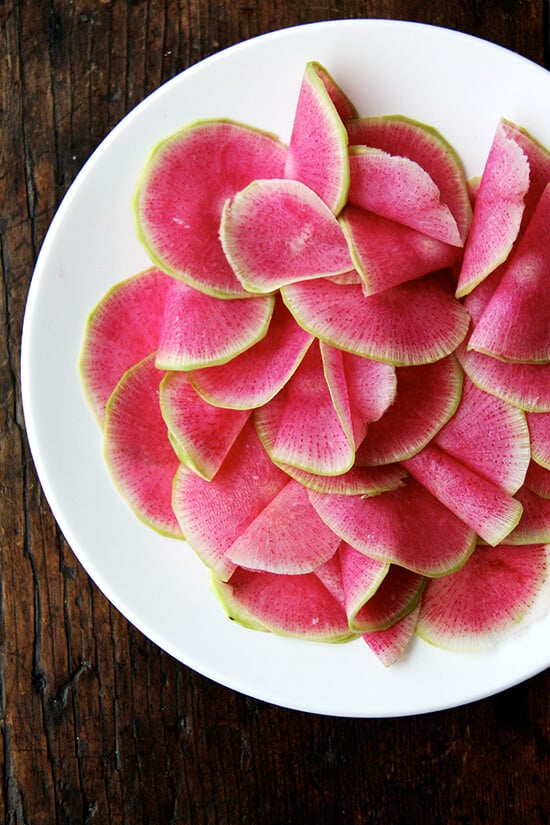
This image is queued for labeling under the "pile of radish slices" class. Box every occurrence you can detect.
[80,62,550,666]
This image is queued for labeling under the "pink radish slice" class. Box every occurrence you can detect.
[363,603,421,667]
[80,268,172,425]
[501,118,550,230]
[527,411,550,468]
[347,146,462,246]
[172,419,288,581]
[456,121,530,298]
[284,62,349,215]
[189,298,313,410]
[340,204,460,296]
[278,463,407,496]
[504,486,550,544]
[416,544,550,651]
[356,355,463,466]
[403,443,523,546]
[281,273,470,366]
[310,62,358,122]
[254,341,354,476]
[308,478,476,578]
[159,371,250,481]
[213,567,356,642]
[434,378,530,495]
[135,119,287,298]
[220,178,353,293]
[155,278,274,370]
[467,183,550,364]
[226,479,341,575]
[524,461,550,499]
[103,354,182,538]
[347,115,472,243]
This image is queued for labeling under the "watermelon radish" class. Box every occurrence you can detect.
[281,272,470,366]
[340,204,460,296]
[456,120,530,298]
[363,603,421,666]
[309,62,358,123]
[220,178,353,293]
[308,478,476,577]
[80,268,172,425]
[402,443,523,546]
[155,277,274,370]
[347,115,472,243]
[284,61,349,215]
[524,461,550,499]
[188,298,313,410]
[347,146,463,246]
[278,462,407,496]
[103,354,182,538]
[416,544,550,651]
[501,118,550,231]
[159,371,249,480]
[527,411,550,467]
[356,355,463,466]
[135,119,287,297]
[504,486,550,545]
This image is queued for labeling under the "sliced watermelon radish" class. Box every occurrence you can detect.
[155,278,274,370]
[347,146,462,246]
[347,115,472,243]
[310,62,358,123]
[103,354,182,538]
[527,411,550,468]
[355,355,463,466]
[501,118,550,230]
[403,443,523,546]
[504,486,550,544]
[416,544,550,651]
[135,119,287,298]
[220,178,353,293]
[80,268,172,425]
[188,298,313,409]
[340,204,460,295]
[172,419,288,580]
[456,120,530,297]
[363,603,420,666]
[226,479,341,575]
[467,183,550,364]
[278,462,407,496]
[308,478,476,577]
[281,272,470,366]
[159,371,249,480]
[213,567,356,642]
[254,341,354,476]
[433,378,530,494]
[524,460,550,499]
[284,61,349,215]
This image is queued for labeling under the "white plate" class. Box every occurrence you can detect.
[21,19,550,717]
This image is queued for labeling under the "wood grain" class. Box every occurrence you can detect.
[2,1,549,823]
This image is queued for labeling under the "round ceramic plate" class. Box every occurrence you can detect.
[21,19,550,717]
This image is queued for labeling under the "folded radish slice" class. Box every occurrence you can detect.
[103,355,182,538]
[524,461,550,499]
[347,146,462,246]
[135,119,287,298]
[310,61,358,122]
[220,178,353,293]
[505,486,550,544]
[155,278,274,370]
[308,478,476,577]
[416,544,550,651]
[281,273,469,366]
[363,604,420,666]
[213,567,356,642]
[80,268,172,425]
[527,411,550,468]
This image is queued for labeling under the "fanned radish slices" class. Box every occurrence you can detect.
[527,411,550,467]
[278,463,407,497]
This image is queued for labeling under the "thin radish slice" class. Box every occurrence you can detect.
[159,371,250,480]
[172,419,288,581]
[278,462,407,496]
[363,604,421,667]
[155,278,274,370]
[189,298,313,409]
[308,479,476,578]
[504,486,550,544]
[80,268,172,425]
[135,119,287,298]
[284,61,349,215]
[416,544,550,651]
[340,204,460,295]
[213,567,356,642]
[524,461,550,499]
[103,355,182,538]
[501,118,550,231]
[347,146,462,246]
[281,273,470,366]
[527,411,550,468]
[356,355,463,466]
[310,62,358,122]
[220,178,353,293]
[403,443,523,546]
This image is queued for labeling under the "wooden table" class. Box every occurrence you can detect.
[3,2,550,822]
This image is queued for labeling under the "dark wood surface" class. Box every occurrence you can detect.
[2,2,550,823]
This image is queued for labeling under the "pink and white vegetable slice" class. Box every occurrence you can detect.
[278,463,407,496]
[527,411,550,468]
